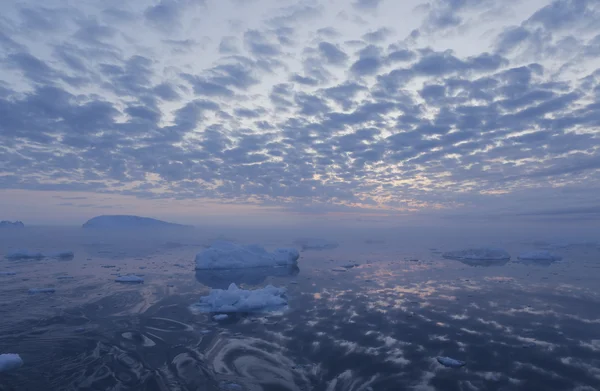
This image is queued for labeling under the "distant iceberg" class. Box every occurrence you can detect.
[195,241,299,270]
[0,221,24,229]
[517,250,561,262]
[442,248,510,261]
[82,215,192,229]
[192,283,288,313]
[5,250,74,260]
[294,238,339,251]
[0,353,23,372]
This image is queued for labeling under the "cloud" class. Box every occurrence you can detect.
[0,0,599,220]
[352,0,384,11]
[318,42,349,65]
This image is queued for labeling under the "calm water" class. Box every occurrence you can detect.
[0,227,599,391]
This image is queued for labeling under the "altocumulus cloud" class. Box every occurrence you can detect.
[0,0,599,217]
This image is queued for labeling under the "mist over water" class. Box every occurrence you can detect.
[0,223,599,390]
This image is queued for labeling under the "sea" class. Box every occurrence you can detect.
[0,225,599,391]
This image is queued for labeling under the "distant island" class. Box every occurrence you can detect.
[82,215,192,229]
[0,221,25,228]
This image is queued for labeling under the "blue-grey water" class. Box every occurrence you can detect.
[0,227,599,391]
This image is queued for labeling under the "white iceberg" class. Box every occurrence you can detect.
[195,241,299,270]
[192,283,288,313]
[294,238,339,250]
[0,353,23,372]
[442,248,510,261]
[6,249,74,260]
[517,250,561,261]
[437,356,466,368]
[115,275,144,283]
[28,288,55,294]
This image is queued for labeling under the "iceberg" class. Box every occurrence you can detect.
[442,248,510,261]
[192,283,288,313]
[0,354,23,372]
[294,238,339,251]
[82,215,192,229]
[115,275,144,283]
[0,221,25,229]
[517,251,561,262]
[436,356,466,368]
[6,250,74,260]
[195,241,299,270]
[213,314,229,321]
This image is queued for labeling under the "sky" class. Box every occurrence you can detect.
[1,0,600,226]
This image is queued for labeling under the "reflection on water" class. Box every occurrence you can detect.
[195,265,300,289]
[0,229,599,390]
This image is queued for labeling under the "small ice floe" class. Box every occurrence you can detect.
[193,283,287,313]
[57,276,74,280]
[0,353,23,372]
[342,262,360,269]
[0,271,16,276]
[517,251,561,262]
[195,241,299,270]
[437,356,466,368]
[213,314,229,321]
[331,267,347,272]
[443,248,510,261]
[198,329,212,334]
[115,275,144,283]
[28,288,55,294]
[101,265,116,268]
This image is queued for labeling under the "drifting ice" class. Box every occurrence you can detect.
[0,354,23,372]
[195,241,299,270]
[442,248,510,261]
[193,283,288,313]
[517,251,561,261]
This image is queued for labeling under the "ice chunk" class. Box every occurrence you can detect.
[442,248,510,261]
[294,238,339,251]
[57,276,74,280]
[195,241,299,270]
[517,251,561,262]
[0,354,23,372]
[0,271,16,276]
[115,275,144,283]
[332,267,347,272]
[5,249,74,260]
[437,356,466,368]
[28,288,56,294]
[193,283,287,313]
[213,314,229,321]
